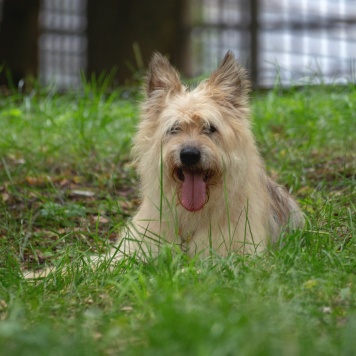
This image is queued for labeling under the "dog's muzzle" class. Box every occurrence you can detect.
[175,146,209,212]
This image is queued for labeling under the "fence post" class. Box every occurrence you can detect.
[0,0,40,87]
[87,0,185,84]
[249,0,259,87]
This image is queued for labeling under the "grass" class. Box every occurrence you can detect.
[0,81,355,355]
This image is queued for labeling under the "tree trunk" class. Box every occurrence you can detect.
[87,0,186,84]
[0,0,40,87]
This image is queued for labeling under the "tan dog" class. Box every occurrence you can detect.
[118,51,304,258]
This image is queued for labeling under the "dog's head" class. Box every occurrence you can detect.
[134,52,252,212]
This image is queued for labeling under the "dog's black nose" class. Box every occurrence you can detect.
[180,147,201,166]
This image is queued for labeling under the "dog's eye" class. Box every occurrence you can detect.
[209,125,217,134]
[168,126,181,135]
[204,124,217,135]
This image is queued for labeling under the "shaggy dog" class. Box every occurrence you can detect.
[118,51,304,258]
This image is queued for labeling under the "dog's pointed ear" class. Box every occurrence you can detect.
[145,53,182,97]
[207,51,251,106]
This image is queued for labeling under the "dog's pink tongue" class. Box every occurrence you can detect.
[181,170,206,212]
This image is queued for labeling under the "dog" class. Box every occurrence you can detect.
[117,51,304,259]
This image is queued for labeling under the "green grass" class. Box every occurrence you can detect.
[0,83,355,355]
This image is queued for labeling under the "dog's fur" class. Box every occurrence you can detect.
[118,51,304,258]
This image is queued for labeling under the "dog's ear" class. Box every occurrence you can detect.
[207,51,251,106]
[146,53,182,97]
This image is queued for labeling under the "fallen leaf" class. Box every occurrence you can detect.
[73,176,84,184]
[121,306,133,312]
[1,192,10,202]
[26,176,45,185]
[91,216,110,223]
[303,279,318,289]
[0,300,8,310]
[322,306,331,314]
[60,178,72,187]
[71,190,95,197]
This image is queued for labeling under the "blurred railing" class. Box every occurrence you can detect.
[39,0,87,88]
[1,0,355,88]
[189,0,356,87]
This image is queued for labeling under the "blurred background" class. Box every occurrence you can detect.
[0,0,355,90]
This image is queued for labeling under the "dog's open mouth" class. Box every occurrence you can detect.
[175,168,211,212]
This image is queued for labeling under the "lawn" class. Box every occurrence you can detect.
[0,82,355,355]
